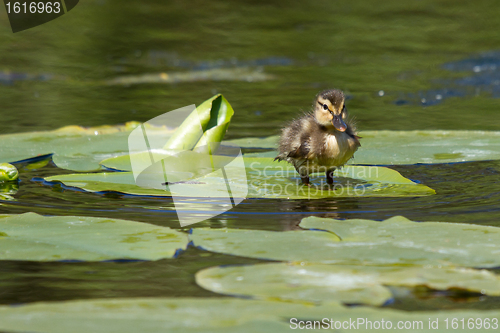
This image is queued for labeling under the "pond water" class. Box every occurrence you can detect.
[0,0,500,312]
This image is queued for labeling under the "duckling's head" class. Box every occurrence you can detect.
[314,89,348,132]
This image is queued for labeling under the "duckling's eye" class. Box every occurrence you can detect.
[322,104,328,111]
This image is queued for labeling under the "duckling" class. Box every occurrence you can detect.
[275,89,360,185]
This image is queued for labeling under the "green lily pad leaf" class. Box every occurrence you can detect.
[45,164,247,199]
[244,158,435,198]
[0,212,188,261]
[191,216,500,267]
[0,94,232,172]
[102,94,235,174]
[196,263,500,306]
[0,163,18,182]
[0,297,340,333]
[50,157,434,199]
[0,122,174,172]
[1,297,500,333]
[224,130,500,164]
[163,94,234,153]
[223,135,279,149]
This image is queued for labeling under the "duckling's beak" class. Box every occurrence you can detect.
[332,115,347,132]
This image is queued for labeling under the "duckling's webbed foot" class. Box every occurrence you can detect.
[326,169,336,185]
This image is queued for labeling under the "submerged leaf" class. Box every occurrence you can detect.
[0,213,188,261]
[191,216,500,267]
[196,263,500,306]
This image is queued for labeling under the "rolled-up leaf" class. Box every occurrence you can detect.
[162,94,234,151]
[194,95,234,155]
[0,163,18,182]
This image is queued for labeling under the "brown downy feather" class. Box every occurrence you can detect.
[274,89,361,184]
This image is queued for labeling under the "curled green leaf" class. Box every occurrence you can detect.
[0,163,18,182]
[163,94,234,154]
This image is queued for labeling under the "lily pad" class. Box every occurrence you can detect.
[191,216,500,267]
[224,130,500,164]
[0,297,338,333]
[0,213,188,261]
[0,297,500,333]
[0,94,233,172]
[196,263,500,306]
[47,157,434,199]
[244,158,435,198]
[0,122,173,172]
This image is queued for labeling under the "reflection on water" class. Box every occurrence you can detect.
[106,68,275,86]
[0,181,18,201]
[0,71,59,85]
[137,53,294,71]
[1,0,500,312]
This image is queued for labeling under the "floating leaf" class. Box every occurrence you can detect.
[0,122,174,172]
[0,297,338,333]
[0,213,188,261]
[223,135,278,149]
[191,216,500,267]
[4,125,498,173]
[0,163,18,182]
[243,158,435,198]
[196,263,500,306]
[0,94,233,172]
[0,297,499,333]
[46,159,433,199]
[224,130,500,164]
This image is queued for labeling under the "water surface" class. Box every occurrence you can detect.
[0,0,500,312]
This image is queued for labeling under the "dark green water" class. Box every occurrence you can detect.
[1,0,500,312]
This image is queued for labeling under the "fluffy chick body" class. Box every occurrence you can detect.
[275,89,360,185]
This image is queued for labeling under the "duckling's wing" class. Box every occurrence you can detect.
[286,141,310,159]
[275,114,314,162]
[274,140,310,162]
